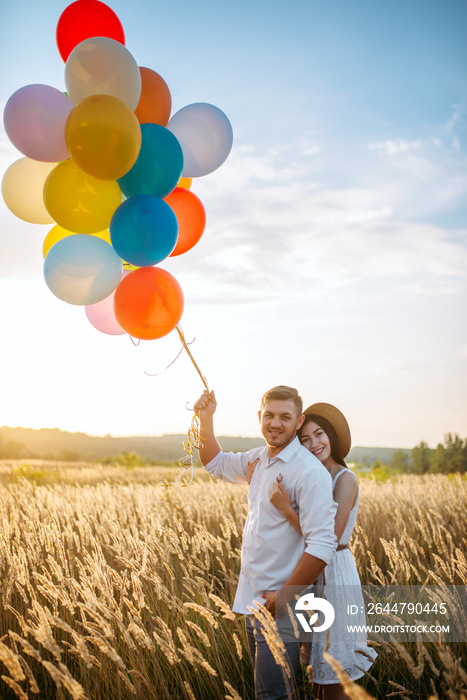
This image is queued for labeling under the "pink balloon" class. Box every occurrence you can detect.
[85,270,129,335]
[3,84,73,162]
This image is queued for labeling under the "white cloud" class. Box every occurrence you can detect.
[444,103,464,151]
[0,128,19,172]
[368,138,422,157]
[161,136,467,311]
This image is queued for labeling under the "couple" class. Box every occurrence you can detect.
[195,385,376,700]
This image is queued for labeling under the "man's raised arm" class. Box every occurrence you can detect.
[194,390,222,465]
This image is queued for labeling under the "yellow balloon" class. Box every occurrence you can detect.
[43,159,122,233]
[98,230,112,245]
[65,95,142,180]
[1,158,55,224]
[43,225,112,258]
[178,177,192,190]
[122,260,140,271]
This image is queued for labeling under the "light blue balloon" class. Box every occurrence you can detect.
[118,123,184,199]
[110,194,179,267]
[44,234,123,305]
[167,102,233,178]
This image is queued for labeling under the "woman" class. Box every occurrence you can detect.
[250,402,377,700]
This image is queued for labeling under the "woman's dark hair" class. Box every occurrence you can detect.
[298,414,347,467]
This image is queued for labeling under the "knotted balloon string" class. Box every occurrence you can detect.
[153,325,208,504]
[174,325,209,477]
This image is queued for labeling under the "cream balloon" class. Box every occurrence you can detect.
[1,158,55,224]
[65,37,142,110]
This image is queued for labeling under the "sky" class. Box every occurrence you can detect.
[0,0,466,448]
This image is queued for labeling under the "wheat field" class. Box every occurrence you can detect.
[0,462,466,699]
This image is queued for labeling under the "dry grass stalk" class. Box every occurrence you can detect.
[177,627,217,676]
[1,675,28,700]
[84,635,126,670]
[186,620,211,647]
[184,602,219,628]
[391,641,425,679]
[0,641,26,682]
[387,679,412,698]
[323,652,377,699]
[18,656,40,694]
[224,679,244,699]
[436,645,467,698]
[117,669,137,695]
[232,632,243,660]
[183,680,197,700]
[153,619,180,665]
[209,592,236,620]
[41,660,88,699]
[248,604,290,674]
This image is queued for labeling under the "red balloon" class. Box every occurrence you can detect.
[165,187,206,257]
[114,267,184,340]
[56,0,125,63]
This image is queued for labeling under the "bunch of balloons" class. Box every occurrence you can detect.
[2,0,233,341]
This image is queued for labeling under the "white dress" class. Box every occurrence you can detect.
[309,468,377,685]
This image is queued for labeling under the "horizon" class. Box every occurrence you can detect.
[1,422,460,451]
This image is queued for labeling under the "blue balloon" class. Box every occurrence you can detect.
[110,195,179,267]
[118,123,184,199]
[44,234,123,305]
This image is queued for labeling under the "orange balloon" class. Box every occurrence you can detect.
[114,267,184,340]
[165,187,206,257]
[134,67,172,127]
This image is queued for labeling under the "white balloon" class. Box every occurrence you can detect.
[167,103,233,178]
[65,37,142,110]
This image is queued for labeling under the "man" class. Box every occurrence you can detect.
[194,385,337,700]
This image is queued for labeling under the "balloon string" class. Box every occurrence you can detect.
[144,346,185,377]
[144,330,198,377]
[154,325,208,504]
[176,324,209,390]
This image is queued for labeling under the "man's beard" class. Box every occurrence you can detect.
[262,426,297,450]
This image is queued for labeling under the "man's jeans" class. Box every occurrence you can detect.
[245,613,301,700]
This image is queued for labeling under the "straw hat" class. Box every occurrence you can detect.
[303,402,351,458]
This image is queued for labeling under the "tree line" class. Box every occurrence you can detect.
[371,433,467,475]
[1,432,466,475]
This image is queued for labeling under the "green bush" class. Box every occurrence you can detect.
[10,463,56,485]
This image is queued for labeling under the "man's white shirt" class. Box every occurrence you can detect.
[203,436,337,614]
